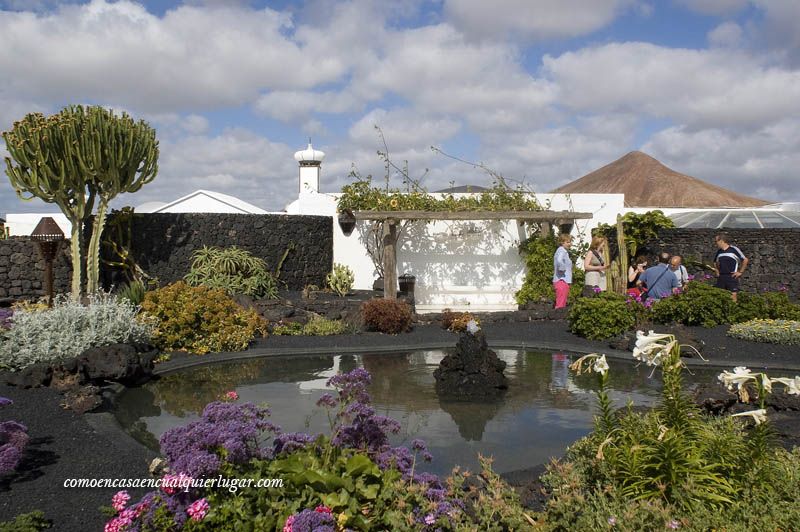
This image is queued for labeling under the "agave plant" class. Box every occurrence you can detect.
[184,246,278,299]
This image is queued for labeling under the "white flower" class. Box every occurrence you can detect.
[771,376,800,395]
[731,408,767,425]
[593,355,609,376]
[466,319,480,335]
[632,331,674,367]
[718,366,758,391]
[761,373,772,394]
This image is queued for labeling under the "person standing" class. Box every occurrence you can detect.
[584,236,609,292]
[553,234,573,309]
[628,255,647,296]
[713,233,748,302]
[640,252,680,301]
[670,255,689,288]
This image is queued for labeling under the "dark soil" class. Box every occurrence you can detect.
[0,383,156,531]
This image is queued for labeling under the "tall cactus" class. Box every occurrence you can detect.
[3,105,158,298]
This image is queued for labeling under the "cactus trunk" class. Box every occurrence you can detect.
[68,216,82,300]
[86,199,108,294]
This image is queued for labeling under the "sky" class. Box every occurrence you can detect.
[1,0,799,216]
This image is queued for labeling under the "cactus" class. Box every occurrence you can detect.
[326,263,355,297]
[3,106,158,298]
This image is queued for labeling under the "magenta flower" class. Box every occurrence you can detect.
[592,286,602,294]
[187,498,209,521]
[424,514,436,525]
[703,274,712,280]
[160,472,193,494]
[314,505,332,515]
[686,274,695,281]
[111,490,130,512]
[283,514,296,532]
[222,391,239,401]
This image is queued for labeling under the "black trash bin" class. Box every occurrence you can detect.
[398,274,416,297]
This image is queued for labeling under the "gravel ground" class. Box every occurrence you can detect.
[1,320,797,529]
[0,384,156,531]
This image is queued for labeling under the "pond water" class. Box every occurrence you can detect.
[114,350,719,476]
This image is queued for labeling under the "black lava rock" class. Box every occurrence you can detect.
[4,363,53,388]
[78,343,155,385]
[434,330,508,397]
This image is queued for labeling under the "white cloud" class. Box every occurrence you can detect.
[708,21,743,47]
[255,90,362,122]
[122,128,298,211]
[444,0,636,40]
[643,119,800,201]
[675,0,748,16]
[543,42,800,129]
[0,0,346,112]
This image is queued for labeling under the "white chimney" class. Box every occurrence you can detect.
[293,142,325,194]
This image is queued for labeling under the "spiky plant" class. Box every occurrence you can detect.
[3,105,158,298]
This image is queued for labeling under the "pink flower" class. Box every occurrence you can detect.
[111,490,130,512]
[223,391,239,401]
[608,516,617,526]
[424,514,435,525]
[592,286,602,294]
[104,517,127,532]
[314,505,332,514]
[668,519,680,529]
[686,274,695,281]
[283,514,296,532]
[187,498,209,522]
[161,472,193,494]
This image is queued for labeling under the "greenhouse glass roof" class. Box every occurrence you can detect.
[670,210,800,229]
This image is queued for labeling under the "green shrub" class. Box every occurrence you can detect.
[141,282,266,354]
[0,293,156,371]
[651,281,733,327]
[515,234,585,305]
[729,291,772,323]
[538,337,798,531]
[326,263,354,297]
[0,511,51,531]
[763,291,800,320]
[272,316,350,336]
[115,279,147,306]
[184,246,278,299]
[728,319,800,345]
[440,309,480,332]
[361,299,412,334]
[568,292,635,340]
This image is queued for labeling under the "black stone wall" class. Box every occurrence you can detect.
[0,213,333,300]
[0,237,72,300]
[645,228,800,297]
[114,213,332,290]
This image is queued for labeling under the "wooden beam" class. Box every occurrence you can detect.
[383,221,398,299]
[353,210,592,221]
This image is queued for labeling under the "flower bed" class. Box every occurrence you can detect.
[728,319,800,345]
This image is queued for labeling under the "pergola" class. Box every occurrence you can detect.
[352,210,593,299]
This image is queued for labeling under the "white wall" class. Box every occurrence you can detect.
[5,213,72,236]
[288,191,625,312]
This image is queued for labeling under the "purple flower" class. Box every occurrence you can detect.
[284,508,335,532]
[315,393,338,408]
[273,432,316,455]
[668,519,680,529]
[0,419,28,475]
[608,516,617,526]
[411,439,427,452]
[424,514,435,525]
[592,286,602,294]
[686,274,695,281]
[159,401,276,477]
[0,397,12,407]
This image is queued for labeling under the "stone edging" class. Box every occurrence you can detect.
[152,339,800,375]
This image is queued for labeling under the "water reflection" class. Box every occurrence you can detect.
[114,350,718,475]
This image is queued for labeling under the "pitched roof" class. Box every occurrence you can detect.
[138,190,271,214]
[551,151,769,208]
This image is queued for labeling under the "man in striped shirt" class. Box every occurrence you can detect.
[713,233,749,302]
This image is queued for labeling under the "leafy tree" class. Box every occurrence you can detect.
[595,210,674,260]
[3,105,158,297]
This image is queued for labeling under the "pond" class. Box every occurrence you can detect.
[113,349,720,476]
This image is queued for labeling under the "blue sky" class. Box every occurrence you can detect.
[1,0,799,216]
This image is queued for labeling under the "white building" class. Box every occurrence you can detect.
[286,144,622,312]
